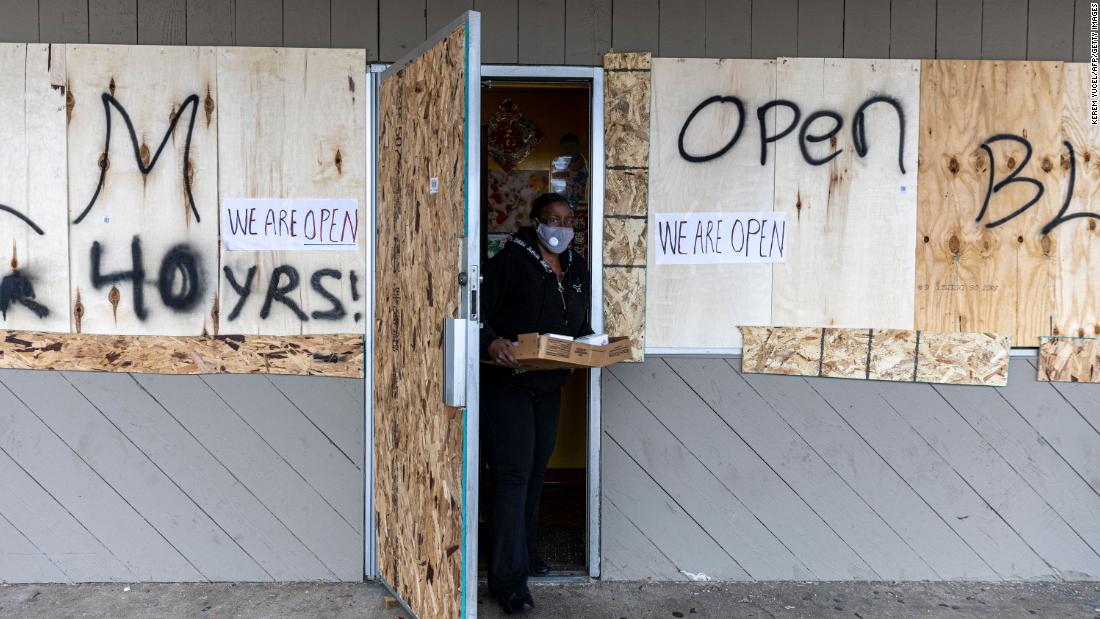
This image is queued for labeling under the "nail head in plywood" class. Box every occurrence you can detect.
[739,326,823,377]
[604,266,645,360]
[868,329,919,382]
[605,168,648,217]
[0,330,363,377]
[604,218,647,266]
[915,331,1011,386]
[1038,337,1100,383]
[821,328,871,379]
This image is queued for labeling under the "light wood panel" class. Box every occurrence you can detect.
[0,44,70,333]
[217,47,367,335]
[66,45,219,335]
[771,58,919,331]
[375,25,467,619]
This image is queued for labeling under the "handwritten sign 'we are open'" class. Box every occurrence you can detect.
[222,198,360,251]
[655,212,787,264]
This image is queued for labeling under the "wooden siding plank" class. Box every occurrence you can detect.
[668,358,932,579]
[657,0,705,58]
[789,375,1001,578]
[284,0,331,47]
[982,0,1027,60]
[603,438,751,580]
[2,371,269,581]
[611,0,658,53]
[186,0,235,44]
[750,0,797,58]
[379,0,426,61]
[88,0,137,44]
[600,498,686,580]
[476,0,518,62]
[935,0,982,59]
[843,0,890,58]
[40,0,89,42]
[428,0,473,33]
[797,0,843,58]
[65,372,334,580]
[877,373,1088,578]
[1028,0,1074,60]
[137,0,185,44]
[565,0,611,65]
[0,448,133,582]
[0,512,70,583]
[614,359,876,579]
[890,0,936,58]
[235,0,284,47]
[332,0,380,59]
[0,0,40,42]
[267,375,364,469]
[1074,0,1091,61]
[203,374,362,530]
[134,373,362,580]
[704,0,750,58]
[518,0,566,64]
[0,377,203,581]
[604,373,813,579]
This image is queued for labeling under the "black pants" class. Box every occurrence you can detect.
[481,375,561,597]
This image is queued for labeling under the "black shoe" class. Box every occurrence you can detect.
[497,591,534,614]
[529,555,550,577]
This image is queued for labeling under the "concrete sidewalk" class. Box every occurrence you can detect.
[1,580,1098,618]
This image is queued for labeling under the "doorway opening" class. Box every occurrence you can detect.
[477,74,595,578]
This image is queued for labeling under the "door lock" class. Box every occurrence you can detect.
[458,271,468,286]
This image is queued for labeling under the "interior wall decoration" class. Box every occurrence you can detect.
[487,98,543,170]
[486,168,548,233]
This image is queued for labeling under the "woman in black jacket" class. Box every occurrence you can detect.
[480,192,592,614]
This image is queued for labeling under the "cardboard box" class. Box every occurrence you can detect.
[490,333,633,370]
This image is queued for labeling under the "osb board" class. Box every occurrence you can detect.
[740,326,823,377]
[914,331,1010,386]
[217,47,367,336]
[0,44,69,333]
[605,266,645,359]
[0,331,363,377]
[771,58,919,331]
[604,217,646,266]
[66,45,220,336]
[1038,337,1100,382]
[604,52,651,168]
[821,328,871,379]
[646,58,777,350]
[741,326,1010,386]
[916,60,1076,347]
[604,52,651,71]
[375,25,465,619]
[605,168,648,216]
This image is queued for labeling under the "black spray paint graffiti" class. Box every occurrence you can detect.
[975,135,1100,235]
[678,95,908,173]
[222,265,362,323]
[90,237,205,320]
[72,92,202,225]
[1,204,49,320]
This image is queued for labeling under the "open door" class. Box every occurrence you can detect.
[374,11,481,619]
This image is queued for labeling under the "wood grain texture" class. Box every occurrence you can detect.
[740,326,823,376]
[915,331,1010,386]
[604,51,650,70]
[1038,336,1100,382]
[821,328,870,379]
[604,218,646,266]
[605,169,647,216]
[604,266,645,358]
[0,331,364,376]
[375,24,466,619]
[0,44,70,333]
[66,45,220,336]
[604,57,651,168]
[217,47,367,335]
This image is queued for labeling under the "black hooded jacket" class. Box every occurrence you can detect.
[479,226,594,392]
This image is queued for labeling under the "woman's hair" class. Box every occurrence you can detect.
[530,192,571,222]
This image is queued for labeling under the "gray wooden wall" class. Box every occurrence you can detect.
[603,358,1100,581]
[0,0,1090,63]
[0,370,364,582]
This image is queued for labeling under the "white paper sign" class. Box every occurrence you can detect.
[654,212,787,264]
[221,198,360,251]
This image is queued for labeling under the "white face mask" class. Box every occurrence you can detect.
[536,221,574,254]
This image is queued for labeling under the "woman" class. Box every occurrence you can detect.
[480,192,592,614]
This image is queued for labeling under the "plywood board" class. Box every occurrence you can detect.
[605,168,648,216]
[217,48,367,336]
[604,217,646,266]
[0,44,70,333]
[374,26,466,619]
[646,58,776,349]
[605,265,645,359]
[771,57,919,331]
[0,331,363,376]
[66,45,219,336]
[915,331,1010,386]
[821,328,870,379]
[740,326,822,376]
[1038,336,1100,383]
[867,328,918,382]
